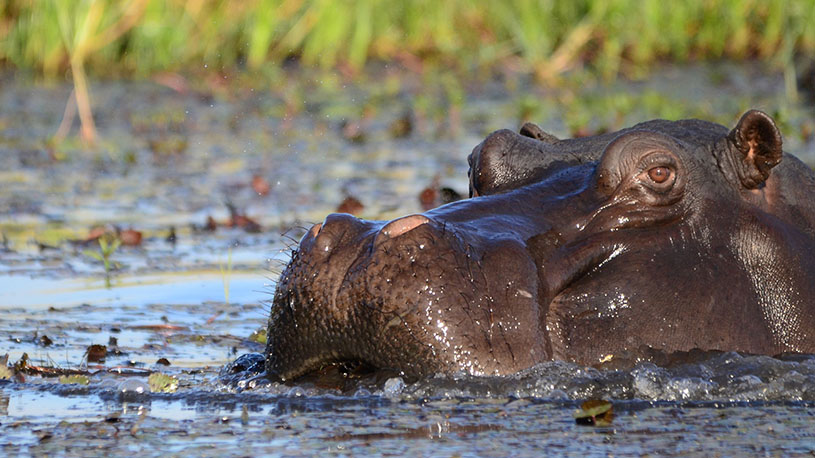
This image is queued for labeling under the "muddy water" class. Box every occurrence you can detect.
[2,62,815,455]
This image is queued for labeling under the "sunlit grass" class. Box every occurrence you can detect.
[47,0,146,143]
[2,0,813,78]
[2,1,812,146]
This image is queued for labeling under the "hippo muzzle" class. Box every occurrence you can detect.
[266,110,815,381]
[267,205,554,381]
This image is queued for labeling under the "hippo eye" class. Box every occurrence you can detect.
[647,166,673,184]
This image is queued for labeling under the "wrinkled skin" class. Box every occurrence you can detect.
[266,110,815,381]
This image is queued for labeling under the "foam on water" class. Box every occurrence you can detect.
[216,351,815,402]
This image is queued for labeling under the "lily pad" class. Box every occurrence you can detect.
[248,328,267,345]
[574,399,613,426]
[58,374,90,385]
[86,344,107,363]
[148,372,179,393]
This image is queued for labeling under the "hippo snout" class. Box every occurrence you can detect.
[267,207,548,381]
[266,211,457,380]
[297,212,435,262]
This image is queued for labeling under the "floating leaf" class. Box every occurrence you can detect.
[86,344,107,363]
[148,372,179,393]
[13,353,30,372]
[59,374,90,385]
[389,114,413,138]
[0,354,11,380]
[38,335,54,347]
[336,196,364,215]
[574,399,613,426]
[119,229,142,246]
[251,175,271,196]
[249,328,267,345]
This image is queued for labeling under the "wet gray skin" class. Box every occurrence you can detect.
[266,110,815,381]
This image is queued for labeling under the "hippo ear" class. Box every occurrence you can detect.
[469,129,547,197]
[727,110,783,188]
[519,122,559,144]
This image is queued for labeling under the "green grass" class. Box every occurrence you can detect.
[2,0,814,79]
[2,1,813,145]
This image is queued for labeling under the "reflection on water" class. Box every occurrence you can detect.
[2,383,814,456]
[0,271,271,310]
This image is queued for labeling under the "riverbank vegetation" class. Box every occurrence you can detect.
[2,0,813,79]
[1,1,813,145]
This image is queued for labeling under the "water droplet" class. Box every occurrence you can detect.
[118,379,148,394]
[383,377,405,396]
[353,387,372,397]
[286,386,306,397]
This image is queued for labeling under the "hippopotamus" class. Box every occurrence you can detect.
[265,110,815,381]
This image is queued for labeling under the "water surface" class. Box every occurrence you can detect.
[2,62,815,455]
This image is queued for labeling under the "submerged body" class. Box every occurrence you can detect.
[266,110,815,381]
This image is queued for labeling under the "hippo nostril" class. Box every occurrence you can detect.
[375,214,431,246]
[302,212,365,256]
[305,222,322,241]
[298,222,322,253]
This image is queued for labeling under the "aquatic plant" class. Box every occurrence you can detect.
[58,374,90,385]
[1,0,812,78]
[83,235,121,288]
[147,372,179,393]
[220,246,233,306]
[2,1,812,145]
[50,0,147,144]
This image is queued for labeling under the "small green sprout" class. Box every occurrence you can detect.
[84,236,121,288]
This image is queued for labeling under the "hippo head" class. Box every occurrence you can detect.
[266,110,815,381]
